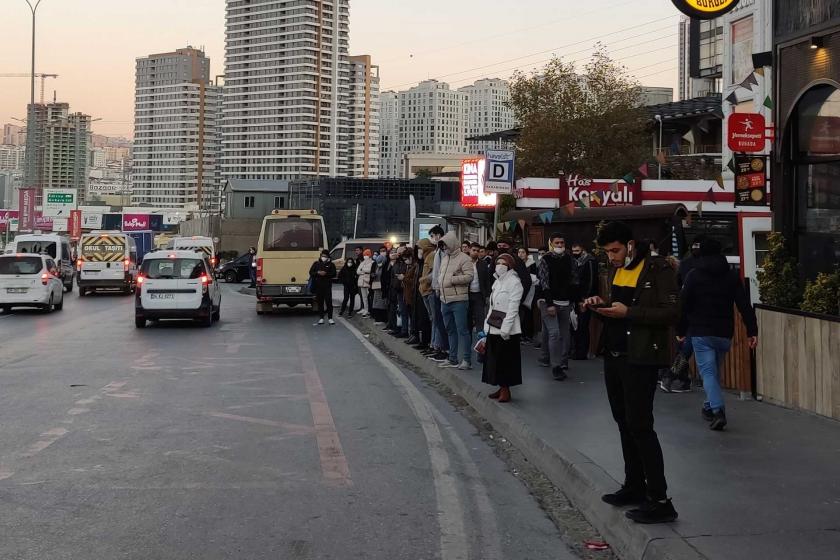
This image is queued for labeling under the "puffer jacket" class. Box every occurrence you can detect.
[357,257,373,288]
[418,240,436,297]
[484,269,524,337]
[437,232,474,303]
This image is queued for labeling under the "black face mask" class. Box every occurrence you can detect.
[572,252,581,257]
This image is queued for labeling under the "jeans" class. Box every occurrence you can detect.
[539,301,572,368]
[691,336,732,412]
[573,308,592,359]
[340,284,358,315]
[441,300,470,365]
[604,354,668,501]
[432,291,449,352]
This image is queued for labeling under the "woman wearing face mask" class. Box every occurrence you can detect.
[517,247,537,345]
[338,257,359,318]
[357,249,374,317]
[481,253,524,403]
[310,250,337,325]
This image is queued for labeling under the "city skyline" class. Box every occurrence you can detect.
[0,0,680,138]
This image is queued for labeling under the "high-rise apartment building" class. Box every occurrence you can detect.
[3,124,25,146]
[379,92,400,178]
[0,145,26,171]
[24,102,90,203]
[398,80,468,161]
[678,15,724,100]
[132,47,221,211]
[459,78,515,154]
[347,55,381,178]
[222,0,351,180]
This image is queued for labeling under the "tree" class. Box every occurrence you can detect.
[508,45,649,178]
[413,168,434,179]
[756,232,802,309]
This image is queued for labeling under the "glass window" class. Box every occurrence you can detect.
[0,256,43,275]
[263,218,324,251]
[142,258,206,279]
[16,241,57,258]
[754,232,769,269]
[244,196,255,208]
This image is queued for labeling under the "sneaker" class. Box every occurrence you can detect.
[430,351,450,362]
[405,336,419,345]
[601,486,647,507]
[314,319,325,326]
[328,319,335,326]
[537,359,550,368]
[670,380,692,393]
[456,361,472,371]
[439,361,459,369]
[625,499,678,524]
[659,379,674,393]
[421,347,436,356]
[710,410,727,431]
[701,406,715,422]
[552,366,567,381]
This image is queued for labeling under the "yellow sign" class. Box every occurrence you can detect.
[672,0,739,19]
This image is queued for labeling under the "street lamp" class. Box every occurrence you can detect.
[654,114,663,180]
[23,0,44,199]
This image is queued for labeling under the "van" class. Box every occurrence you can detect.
[77,231,138,296]
[4,233,75,292]
[329,237,407,277]
[256,209,327,314]
[173,236,217,268]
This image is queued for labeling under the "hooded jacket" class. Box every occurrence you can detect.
[418,239,436,297]
[678,255,757,339]
[437,231,474,303]
[357,257,373,288]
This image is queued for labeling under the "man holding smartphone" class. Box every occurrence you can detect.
[584,221,680,525]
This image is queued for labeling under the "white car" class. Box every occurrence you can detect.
[134,250,221,328]
[0,254,65,313]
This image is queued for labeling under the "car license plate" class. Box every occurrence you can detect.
[6,288,27,294]
[150,293,176,300]
[286,286,302,294]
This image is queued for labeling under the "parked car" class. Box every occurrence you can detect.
[216,253,252,283]
[0,254,65,313]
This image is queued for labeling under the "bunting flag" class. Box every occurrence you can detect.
[754,67,765,77]
[725,91,739,105]
[563,202,576,216]
[706,188,717,204]
[497,222,505,232]
[539,210,554,224]
[745,73,759,88]
[739,76,754,91]
[715,175,725,190]
[509,220,517,232]
[517,218,527,231]
[610,180,621,194]
[622,172,636,185]
[638,163,649,178]
[590,191,603,206]
[656,151,667,165]
[727,158,737,174]
[763,95,774,110]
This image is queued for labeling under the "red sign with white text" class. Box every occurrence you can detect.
[728,113,766,153]
[559,175,641,207]
[18,188,36,233]
[122,213,150,231]
[69,209,82,240]
[461,158,497,210]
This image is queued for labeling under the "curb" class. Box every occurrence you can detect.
[354,318,705,560]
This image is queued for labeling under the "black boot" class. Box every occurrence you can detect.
[601,485,647,507]
[710,409,727,431]
[552,366,567,381]
[625,499,678,524]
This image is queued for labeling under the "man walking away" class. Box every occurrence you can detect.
[248,246,257,288]
[571,242,598,360]
[678,238,758,431]
[310,250,337,325]
[536,233,575,380]
[585,221,679,524]
[438,231,475,370]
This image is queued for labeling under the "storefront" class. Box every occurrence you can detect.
[774,2,840,279]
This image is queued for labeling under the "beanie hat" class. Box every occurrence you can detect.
[320,249,330,258]
[496,253,516,270]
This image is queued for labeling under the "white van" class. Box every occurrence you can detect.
[5,233,75,293]
[134,250,221,328]
[77,231,138,296]
[173,237,217,268]
[0,253,65,313]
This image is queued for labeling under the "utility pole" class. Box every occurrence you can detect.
[23,0,44,204]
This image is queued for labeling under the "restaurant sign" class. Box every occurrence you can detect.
[671,0,739,19]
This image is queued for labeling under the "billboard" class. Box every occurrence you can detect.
[0,209,18,233]
[82,212,103,229]
[560,175,641,207]
[122,213,150,231]
[18,188,36,233]
[461,158,497,210]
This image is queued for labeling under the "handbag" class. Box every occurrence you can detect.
[371,280,382,290]
[487,309,506,329]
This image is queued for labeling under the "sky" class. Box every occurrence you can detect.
[0,0,681,138]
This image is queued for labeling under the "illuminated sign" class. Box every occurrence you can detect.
[671,0,739,19]
[461,158,497,210]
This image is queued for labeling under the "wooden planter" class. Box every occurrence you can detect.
[756,305,840,420]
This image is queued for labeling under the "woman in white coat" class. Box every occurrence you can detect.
[482,253,524,403]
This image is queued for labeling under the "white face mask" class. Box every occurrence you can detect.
[321,256,328,262]
[495,264,509,276]
[650,250,659,257]
[364,256,371,261]
[553,246,565,255]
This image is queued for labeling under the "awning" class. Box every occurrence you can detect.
[504,203,689,224]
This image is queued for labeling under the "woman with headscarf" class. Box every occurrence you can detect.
[481,253,524,403]
[356,249,373,317]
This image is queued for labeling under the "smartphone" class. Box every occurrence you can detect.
[590,303,611,309]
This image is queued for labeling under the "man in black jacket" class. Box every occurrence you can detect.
[310,250,337,325]
[677,239,758,431]
[571,242,598,360]
[584,221,679,525]
[536,233,574,380]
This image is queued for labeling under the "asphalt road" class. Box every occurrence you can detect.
[0,285,579,560]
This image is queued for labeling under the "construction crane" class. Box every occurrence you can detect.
[0,73,58,103]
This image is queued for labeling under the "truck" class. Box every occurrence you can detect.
[126,231,155,264]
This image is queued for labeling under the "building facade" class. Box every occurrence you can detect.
[347,55,381,178]
[379,91,400,178]
[222,0,351,180]
[678,15,724,100]
[0,145,25,171]
[459,78,515,154]
[2,124,25,146]
[24,102,90,204]
[132,47,221,211]
[398,80,468,168]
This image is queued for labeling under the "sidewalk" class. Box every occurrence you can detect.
[356,318,840,560]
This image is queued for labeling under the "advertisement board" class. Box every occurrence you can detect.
[559,175,641,207]
[82,212,103,229]
[122,213,151,231]
[18,188,36,233]
[0,210,18,232]
[461,158,497,210]
[69,210,82,240]
[672,0,740,19]
[734,155,769,206]
[728,113,766,153]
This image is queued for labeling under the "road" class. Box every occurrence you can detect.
[0,284,579,560]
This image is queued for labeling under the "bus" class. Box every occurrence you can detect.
[256,209,328,315]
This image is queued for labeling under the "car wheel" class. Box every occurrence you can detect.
[225,270,237,283]
[44,295,54,313]
[135,316,146,328]
[212,308,220,322]
[78,286,87,297]
[55,293,64,311]
[199,313,213,328]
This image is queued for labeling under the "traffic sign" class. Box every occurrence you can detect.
[43,188,77,217]
[484,149,515,194]
[728,113,766,153]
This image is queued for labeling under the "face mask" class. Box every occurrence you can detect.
[572,252,581,258]
[417,250,423,259]
[650,250,659,257]
[320,256,328,262]
[364,256,371,261]
[553,246,565,255]
[495,264,509,276]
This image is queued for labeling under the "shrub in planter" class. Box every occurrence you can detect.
[802,270,840,316]
[756,232,802,309]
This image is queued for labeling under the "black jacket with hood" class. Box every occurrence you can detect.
[677,255,758,339]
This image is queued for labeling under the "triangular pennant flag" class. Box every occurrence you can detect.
[622,173,635,185]
[696,200,704,217]
[754,67,765,77]
[517,218,527,231]
[545,210,554,223]
[590,191,602,206]
[746,73,759,87]
[684,212,693,226]
[509,220,517,232]
[656,151,667,165]
[739,76,754,91]
[638,163,649,178]
[763,95,774,110]
[610,180,620,194]
[715,175,725,190]
[497,222,505,231]
[725,91,739,105]
[565,202,576,216]
[706,187,717,204]
[537,212,546,225]
[727,158,737,174]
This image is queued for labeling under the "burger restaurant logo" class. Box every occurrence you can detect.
[671,0,739,19]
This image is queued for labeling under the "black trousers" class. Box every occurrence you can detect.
[604,354,667,501]
[573,309,592,358]
[340,284,358,315]
[315,285,333,319]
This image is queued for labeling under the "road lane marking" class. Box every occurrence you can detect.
[22,427,69,458]
[206,412,313,435]
[296,331,353,488]
[340,318,469,560]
